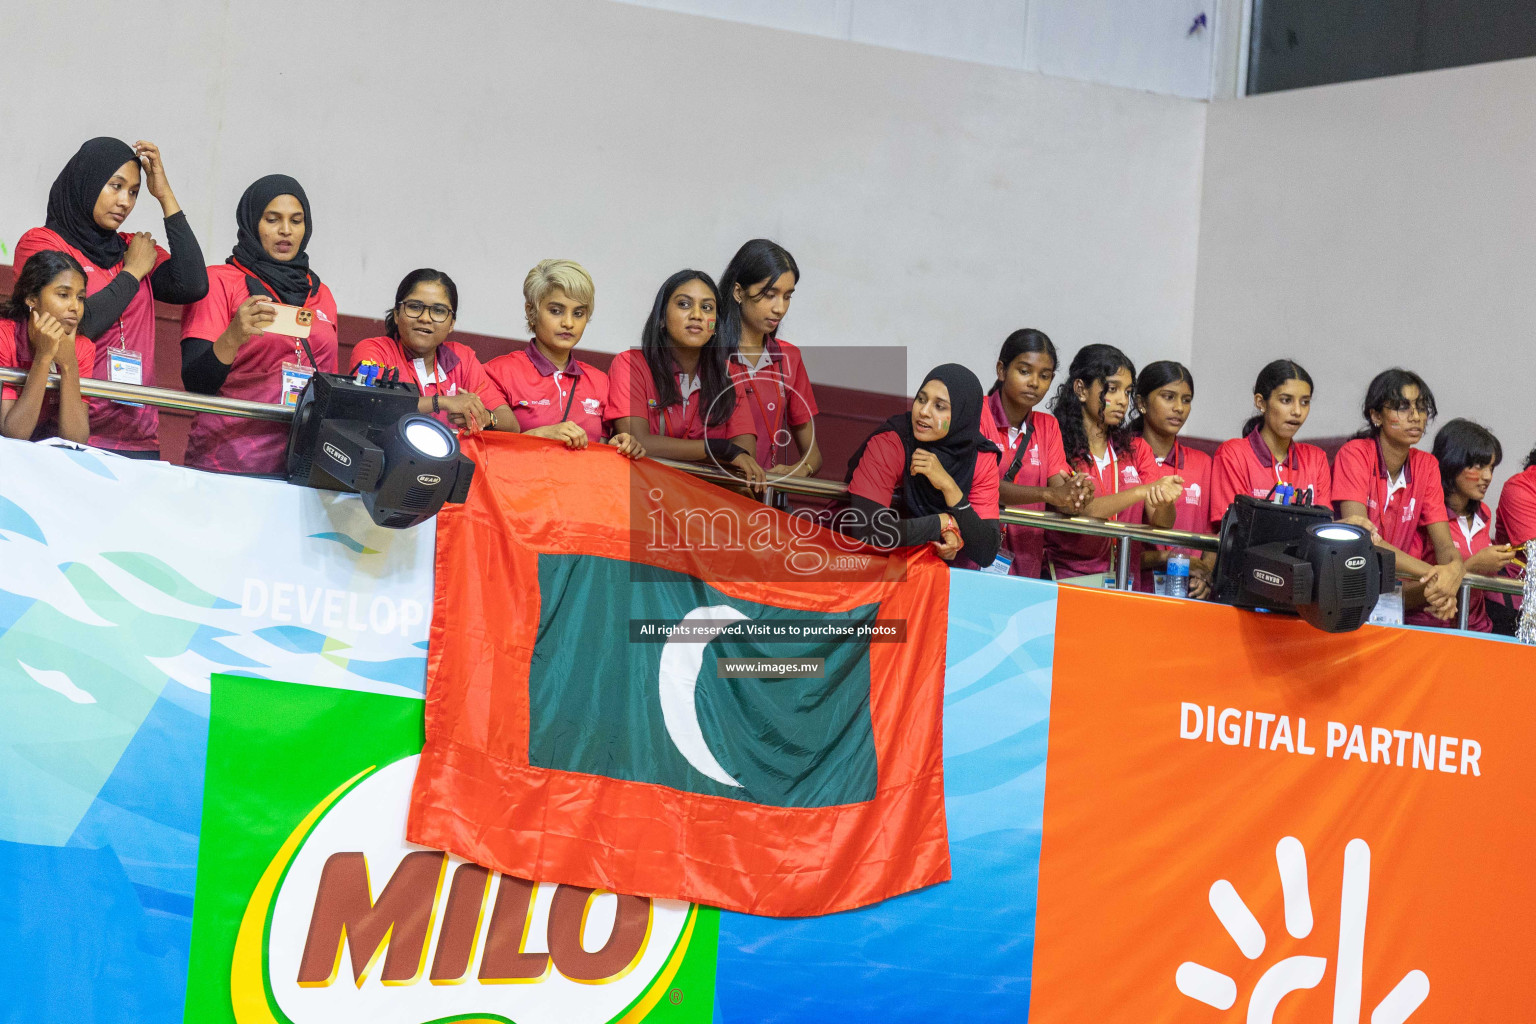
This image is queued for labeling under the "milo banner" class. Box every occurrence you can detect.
[4,437,1536,1024]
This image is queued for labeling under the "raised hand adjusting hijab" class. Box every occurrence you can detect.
[44,137,137,270]
[847,362,1002,517]
[227,174,320,307]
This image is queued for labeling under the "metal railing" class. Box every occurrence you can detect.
[0,367,290,422]
[4,367,1520,630]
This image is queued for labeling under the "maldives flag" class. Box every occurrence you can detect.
[406,433,952,916]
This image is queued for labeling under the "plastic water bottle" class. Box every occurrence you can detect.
[1167,554,1190,598]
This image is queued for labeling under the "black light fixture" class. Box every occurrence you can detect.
[285,373,474,529]
[1213,495,1394,633]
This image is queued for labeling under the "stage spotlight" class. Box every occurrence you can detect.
[1295,522,1382,632]
[1213,495,1393,633]
[362,414,473,529]
[286,373,474,529]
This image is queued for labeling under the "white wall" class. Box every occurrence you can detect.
[612,0,1231,99]
[1192,56,1536,501]
[0,0,1208,396]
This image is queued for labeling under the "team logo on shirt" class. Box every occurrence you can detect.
[1122,467,1141,485]
[1185,482,1202,504]
[582,398,602,416]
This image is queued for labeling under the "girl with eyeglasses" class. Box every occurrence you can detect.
[349,269,513,434]
[1332,368,1463,622]
[180,175,338,474]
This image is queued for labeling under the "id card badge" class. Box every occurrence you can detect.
[108,346,144,407]
[981,551,1013,576]
[281,362,315,407]
[1368,583,1405,627]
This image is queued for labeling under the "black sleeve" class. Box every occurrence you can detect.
[181,337,231,394]
[950,502,1002,567]
[843,495,943,549]
[149,212,209,304]
[79,272,140,341]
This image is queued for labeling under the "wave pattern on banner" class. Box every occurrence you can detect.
[0,439,436,1024]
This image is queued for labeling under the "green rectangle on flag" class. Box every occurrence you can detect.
[529,554,879,808]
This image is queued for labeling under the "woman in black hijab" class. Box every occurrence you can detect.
[13,137,207,457]
[178,175,339,474]
[844,363,1004,567]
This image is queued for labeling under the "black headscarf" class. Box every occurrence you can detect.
[846,363,1001,517]
[45,137,137,270]
[227,174,319,306]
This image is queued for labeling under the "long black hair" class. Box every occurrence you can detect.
[1129,360,1194,436]
[1432,418,1502,504]
[1050,343,1136,467]
[988,328,1058,396]
[1241,359,1314,438]
[384,268,458,340]
[1353,367,1437,440]
[641,269,737,427]
[1,250,87,322]
[718,238,799,357]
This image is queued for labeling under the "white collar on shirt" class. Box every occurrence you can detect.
[413,357,442,386]
[1385,465,1408,499]
[1456,509,1486,546]
[676,373,701,400]
[730,349,774,376]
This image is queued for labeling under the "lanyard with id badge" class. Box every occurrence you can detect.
[108,318,145,407]
[268,301,318,406]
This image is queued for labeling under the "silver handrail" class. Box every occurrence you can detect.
[0,367,290,421]
[4,367,1521,607]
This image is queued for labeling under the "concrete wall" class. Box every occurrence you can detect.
[0,0,1208,398]
[1192,55,1536,499]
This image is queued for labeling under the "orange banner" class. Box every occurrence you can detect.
[1031,588,1536,1023]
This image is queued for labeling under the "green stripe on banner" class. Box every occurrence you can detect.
[529,554,879,808]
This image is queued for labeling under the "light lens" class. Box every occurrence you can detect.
[1312,524,1366,542]
[403,419,453,459]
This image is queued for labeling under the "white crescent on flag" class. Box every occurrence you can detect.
[657,605,748,788]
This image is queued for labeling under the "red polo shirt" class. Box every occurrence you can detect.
[604,349,754,440]
[1044,438,1159,580]
[350,336,506,430]
[1127,437,1213,591]
[1493,467,1536,603]
[727,337,818,469]
[0,318,96,441]
[179,264,339,474]
[14,227,169,452]
[483,346,607,438]
[1331,439,1447,559]
[979,395,1071,579]
[1407,502,1492,632]
[846,431,1001,520]
[1209,431,1333,526]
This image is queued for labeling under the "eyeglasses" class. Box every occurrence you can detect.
[400,300,453,323]
[1382,399,1432,415]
